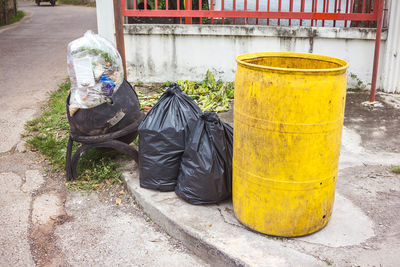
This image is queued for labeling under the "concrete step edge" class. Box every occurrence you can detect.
[121,171,246,267]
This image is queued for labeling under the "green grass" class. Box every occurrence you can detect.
[391,166,400,174]
[24,80,123,192]
[66,150,123,191]
[0,11,25,27]
[58,0,96,7]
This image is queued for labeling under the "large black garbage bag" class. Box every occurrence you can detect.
[175,111,233,204]
[67,80,143,144]
[138,84,202,191]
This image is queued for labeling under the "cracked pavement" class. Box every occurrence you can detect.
[121,91,400,266]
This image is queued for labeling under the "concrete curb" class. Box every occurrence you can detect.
[120,158,398,267]
[120,162,329,267]
[121,165,245,267]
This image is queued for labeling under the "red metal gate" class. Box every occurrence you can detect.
[114,0,385,101]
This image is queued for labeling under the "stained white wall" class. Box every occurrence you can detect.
[96,0,396,92]
[123,24,386,90]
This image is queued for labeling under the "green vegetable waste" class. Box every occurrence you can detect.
[137,71,234,112]
[72,47,114,65]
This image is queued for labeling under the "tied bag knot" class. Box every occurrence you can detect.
[165,83,181,96]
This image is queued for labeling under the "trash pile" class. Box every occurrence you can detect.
[67,30,124,116]
[66,31,233,205]
[139,84,233,204]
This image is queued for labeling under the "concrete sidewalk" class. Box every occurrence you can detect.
[121,91,400,267]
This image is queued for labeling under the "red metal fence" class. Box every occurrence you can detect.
[114,0,386,102]
[121,0,381,27]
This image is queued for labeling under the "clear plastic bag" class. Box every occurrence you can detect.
[67,30,124,115]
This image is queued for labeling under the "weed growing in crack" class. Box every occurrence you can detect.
[348,73,370,92]
[323,258,333,266]
[391,166,400,174]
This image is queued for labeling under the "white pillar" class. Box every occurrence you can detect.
[96,0,116,46]
[381,0,400,93]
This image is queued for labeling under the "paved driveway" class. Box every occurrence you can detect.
[0,0,97,152]
[0,2,205,266]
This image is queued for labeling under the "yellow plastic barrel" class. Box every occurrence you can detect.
[233,52,348,237]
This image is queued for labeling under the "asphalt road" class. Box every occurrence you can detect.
[0,2,206,266]
[0,0,97,153]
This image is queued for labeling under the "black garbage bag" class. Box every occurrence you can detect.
[67,80,143,144]
[138,83,202,191]
[175,111,233,205]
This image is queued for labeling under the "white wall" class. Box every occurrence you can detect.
[96,0,116,45]
[96,0,395,92]
[381,0,400,93]
[123,24,386,90]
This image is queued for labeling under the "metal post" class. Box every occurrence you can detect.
[369,0,385,102]
[113,0,127,80]
[185,0,192,24]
